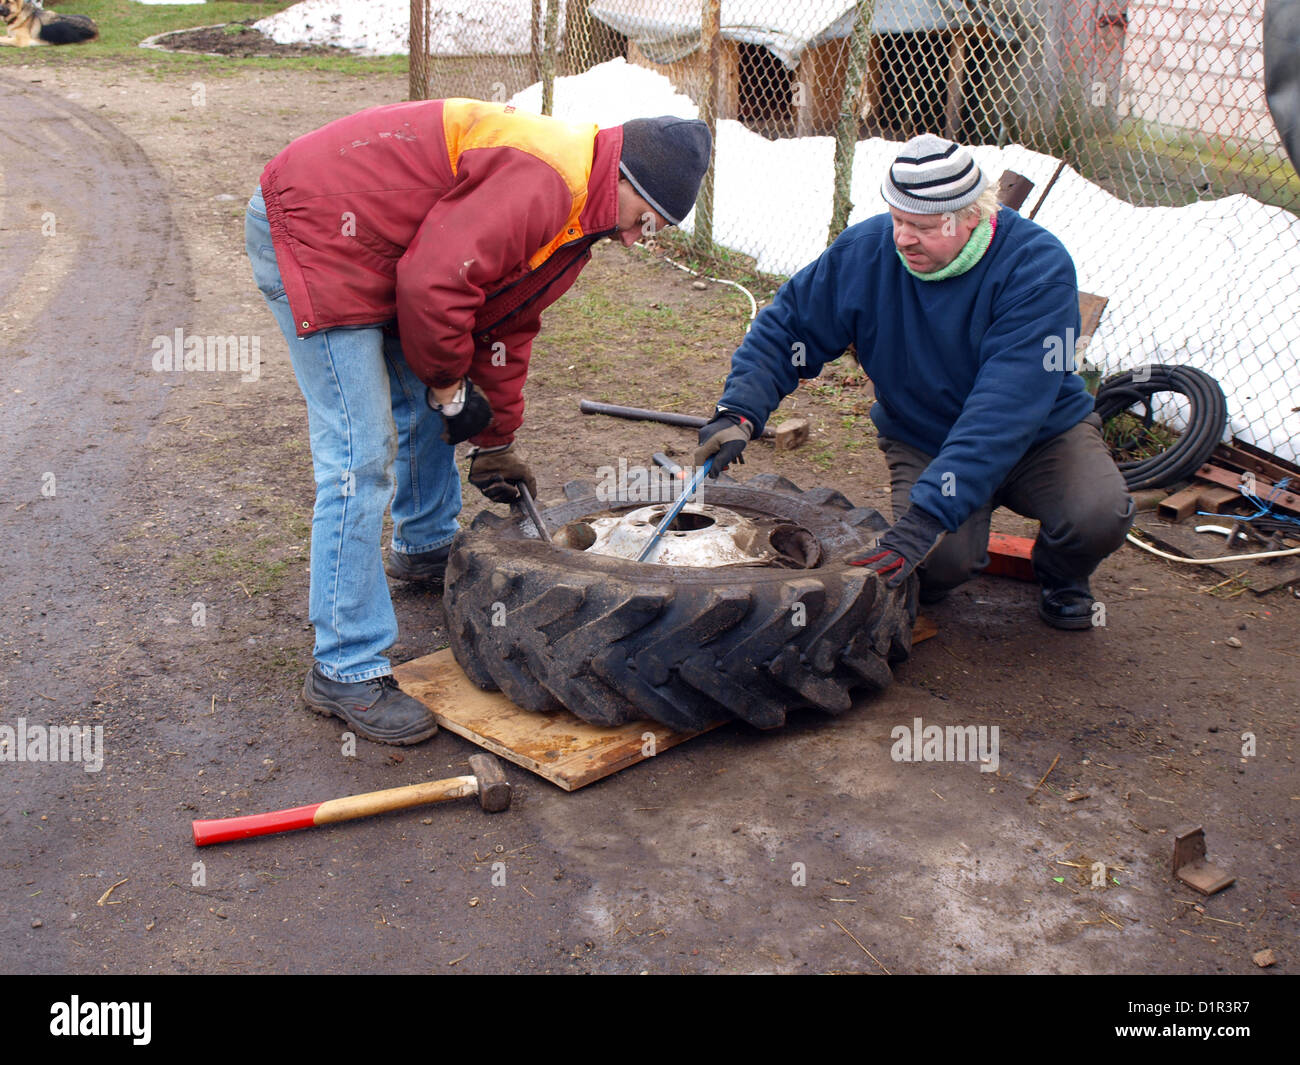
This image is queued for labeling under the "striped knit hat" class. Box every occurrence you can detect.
[882,134,985,214]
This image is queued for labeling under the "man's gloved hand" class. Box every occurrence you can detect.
[692,410,754,477]
[468,443,537,504]
[427,378,493,445]
[850,504,947,587]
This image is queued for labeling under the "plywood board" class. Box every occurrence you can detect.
[393,649,701,791]
[393,616,940,791]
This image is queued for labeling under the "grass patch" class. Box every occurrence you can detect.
[189,533,304,597]
[1102,410,1179,462]
[0,1,407,76]
[653,231,785,306]
[534,255,752,409]
[1064,121,1300,213]
[804,359,872,418]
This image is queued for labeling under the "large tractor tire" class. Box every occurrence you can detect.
[442,474,917,731]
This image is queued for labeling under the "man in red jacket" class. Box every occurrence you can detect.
[246,99,711,745]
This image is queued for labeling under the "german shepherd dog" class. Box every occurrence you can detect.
[0,1,98,46]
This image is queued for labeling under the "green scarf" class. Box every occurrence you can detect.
[898,214,995,281]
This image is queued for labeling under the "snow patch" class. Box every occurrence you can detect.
[513,60,1299,461]
[254,0,562,57]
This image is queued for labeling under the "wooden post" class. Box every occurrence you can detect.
[829,1,877,243]
[696,0,721,252]
[541,0,561,114]
[408,0,428,101]
[531,0,542,84]
[943,27,969,140]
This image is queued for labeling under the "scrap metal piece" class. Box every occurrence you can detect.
[1172,826,1236,896]
[996,169,1034,210]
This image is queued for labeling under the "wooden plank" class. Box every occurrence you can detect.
[392,649,701,791]
[913,614,939,644]
[394,614,942,790]
[1077,292,1108,351]
[794,38,847,136]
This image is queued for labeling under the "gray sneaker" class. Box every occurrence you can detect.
[300,665,438,745]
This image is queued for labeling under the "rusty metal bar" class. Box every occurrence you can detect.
[1213,442,1300,487]
[580,400,775,438]
[1028,159,1066,220]
[1196,464,1300,514]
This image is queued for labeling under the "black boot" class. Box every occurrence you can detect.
[300,665,438,745]
[385,544,450,584]
[1038,582,1095,630]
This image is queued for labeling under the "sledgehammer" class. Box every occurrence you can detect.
[191,754,510,846]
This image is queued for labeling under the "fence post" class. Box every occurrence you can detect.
[408,0,428,102]
[532,0,542,84]
[541,0,562,115]
[829,1,877,243]
[695,0,721,252]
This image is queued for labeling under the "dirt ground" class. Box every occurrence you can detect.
[1,56,1296,977]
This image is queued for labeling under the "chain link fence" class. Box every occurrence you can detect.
[409,0,1299,463]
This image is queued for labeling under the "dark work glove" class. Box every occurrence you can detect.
[468,443,537,504]
[850,504,947,587]
[428,378,493,445]
[692,410,754,477]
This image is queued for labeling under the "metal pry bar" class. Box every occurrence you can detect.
[635,457,713,563]
[516,483,551,543]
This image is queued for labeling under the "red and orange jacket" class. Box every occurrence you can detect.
[259,99,624,447]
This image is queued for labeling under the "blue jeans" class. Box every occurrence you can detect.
[245,188,461,682]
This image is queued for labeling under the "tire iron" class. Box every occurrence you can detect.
[636,457,712,563]
[515,483,551,543]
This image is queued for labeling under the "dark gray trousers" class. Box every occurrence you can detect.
[878,413,1135,592]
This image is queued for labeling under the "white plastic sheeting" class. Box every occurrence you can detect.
[588,0,1028,67]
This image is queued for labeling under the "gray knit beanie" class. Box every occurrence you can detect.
[882,134,986,213]
[619,116,712,227]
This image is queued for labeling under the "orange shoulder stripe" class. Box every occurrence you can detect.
[442,99,599,269]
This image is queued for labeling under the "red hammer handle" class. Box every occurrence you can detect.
[190,775,480,846]
[192,803,323,846]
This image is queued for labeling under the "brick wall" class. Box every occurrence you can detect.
[1121,0,1276,145]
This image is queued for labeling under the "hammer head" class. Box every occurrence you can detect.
[468,754,511,813]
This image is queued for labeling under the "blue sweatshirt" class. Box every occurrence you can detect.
[717,208,1095,531]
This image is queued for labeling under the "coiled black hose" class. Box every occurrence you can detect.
[1093,365,1229,490]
